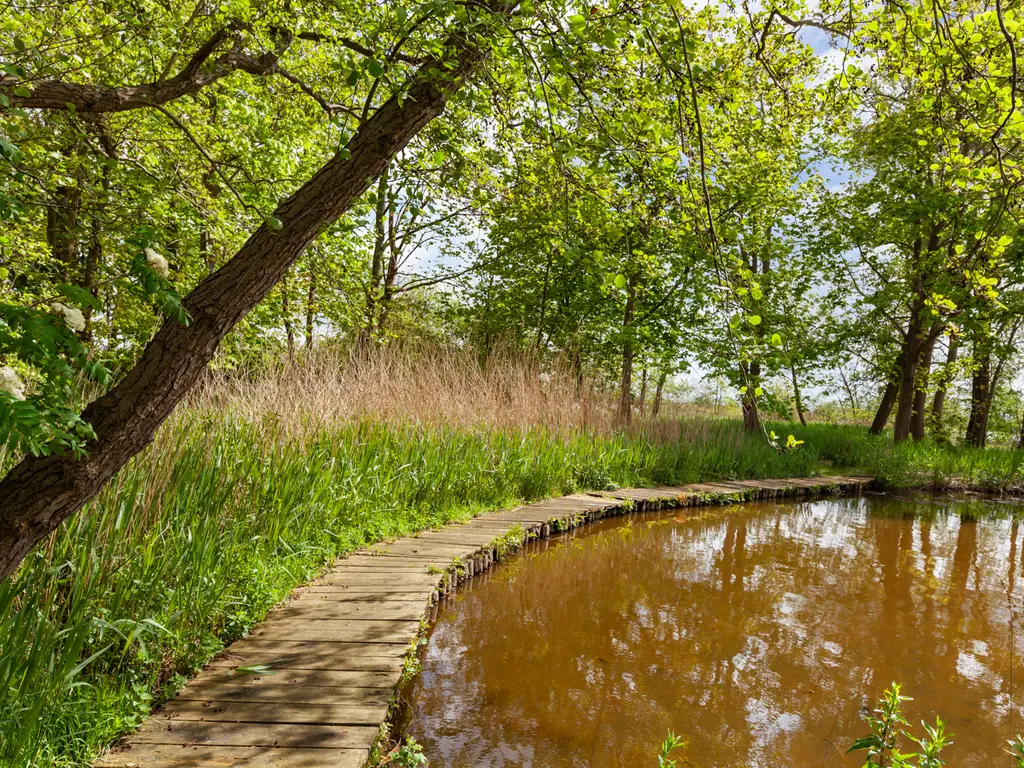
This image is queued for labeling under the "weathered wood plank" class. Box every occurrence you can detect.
[190,669,398,690]
[133,720,377,749]
[157,700,388,726]
[95,745,368,768]
[267,600,426,621]
[175,685,393,705]
[246,619,420,643]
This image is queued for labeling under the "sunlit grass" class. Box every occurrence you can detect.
[789,422,1024,493]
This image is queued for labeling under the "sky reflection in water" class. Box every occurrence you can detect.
[400,495,1024,767]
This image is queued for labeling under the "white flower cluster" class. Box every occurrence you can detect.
[52,302,86,332]
[0,366,25,400]
[145,247,170,278]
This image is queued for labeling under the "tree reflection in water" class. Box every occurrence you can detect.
[398,496,1024,768]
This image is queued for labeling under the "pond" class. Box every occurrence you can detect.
[397,494,1024,767]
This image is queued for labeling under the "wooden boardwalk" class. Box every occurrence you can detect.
[95,475,871,768]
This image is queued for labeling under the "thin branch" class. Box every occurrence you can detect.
[151,103,255,213]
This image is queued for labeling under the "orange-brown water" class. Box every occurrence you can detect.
[399,495,1024,767]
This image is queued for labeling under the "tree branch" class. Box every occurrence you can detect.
[2,27,290,113]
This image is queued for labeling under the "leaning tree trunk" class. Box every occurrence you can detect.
[910,332,937,442]
[651,370,667,419]
[0,10,508,579]
[870,380,899,435]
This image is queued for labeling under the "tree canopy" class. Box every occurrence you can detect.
[1,0,1023,575]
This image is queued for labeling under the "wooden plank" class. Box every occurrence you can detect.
[157,700,388,726]
[208,641,406,671]
[246,619,420,643]
[133,720,377,749]
[175,685,393,705]
[95,745,368,768]
[283,589,427,603]
[267,600,425,621]
[311,572,441,587]
[190,669,398,690]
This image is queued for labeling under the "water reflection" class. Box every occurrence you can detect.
[399,496,1024,767]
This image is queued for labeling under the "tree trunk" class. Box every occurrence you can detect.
[378,196,402,336]
[283,283,295,366]
[534,249,554,350]
[870,380,899,435]
[0,13,505,579]
[305,271,316,350]
[930,334,958,439]
[47,183,81,280]
[965,349,992,448]
[910,332,937,441]
[616,276,637,427]
[651,371,667,419]
[1018,406,1024,449]
[893,297,927,443]
[82,216,102,343]
[200,230,215,274]
[963,319,1022,449]
[742,361,762,433]
[790,363,807,427]
[638,366,649,418]
[362,165,390,346]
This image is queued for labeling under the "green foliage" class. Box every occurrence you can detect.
[848,684,952,768]
[657,731,687,767]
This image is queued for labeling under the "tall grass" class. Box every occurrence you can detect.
[789,422,1024,493]
[0,349,819,767]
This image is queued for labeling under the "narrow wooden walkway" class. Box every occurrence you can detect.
[95,475,871,768]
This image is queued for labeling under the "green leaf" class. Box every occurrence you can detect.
[367,59,386,78]
[267,218,283,231]
[747,315,761,326]
[613,274,627,289]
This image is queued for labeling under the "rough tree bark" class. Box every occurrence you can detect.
[870,379,900,435]
[964,346,993,448]
[0,8,510,579]
[892,295,927,443]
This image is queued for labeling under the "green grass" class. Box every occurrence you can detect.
[788,422,1024,494]
[0,413,817,767]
